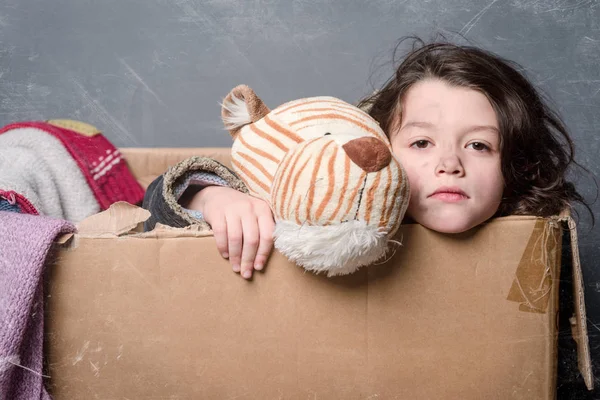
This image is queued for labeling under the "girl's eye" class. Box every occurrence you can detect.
[410,140,430,149]
[467,142,490,151]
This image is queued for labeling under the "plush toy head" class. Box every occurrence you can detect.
[221,85,409,276]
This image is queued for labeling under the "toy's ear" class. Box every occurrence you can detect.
[221,85,270,138]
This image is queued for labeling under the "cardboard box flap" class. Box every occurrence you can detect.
[561,213,594,390]
[73,202,213,239]
[136,222,213,239]
[76,201,150,237]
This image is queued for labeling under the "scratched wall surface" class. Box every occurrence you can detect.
[1,0,599,396]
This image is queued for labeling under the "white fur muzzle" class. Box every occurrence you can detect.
[273,220,390,277]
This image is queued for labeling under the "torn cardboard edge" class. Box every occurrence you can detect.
[562,213,594,390]
[504,211,593,390]
[56,202,213,244]
[55,202,594,390]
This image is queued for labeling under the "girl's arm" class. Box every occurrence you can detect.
[142,155,274,280]
[142,156,248,232]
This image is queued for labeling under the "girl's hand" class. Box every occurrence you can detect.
[185,186,275,279]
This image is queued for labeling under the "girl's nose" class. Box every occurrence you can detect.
[342,137,391,172]
[435,154,465,176]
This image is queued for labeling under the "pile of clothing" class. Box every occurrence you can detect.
[0,120,144,400]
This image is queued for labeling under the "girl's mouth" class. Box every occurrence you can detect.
[428,187,469,202]
[429,192,469,202]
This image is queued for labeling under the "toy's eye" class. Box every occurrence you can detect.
[324,132,331,136]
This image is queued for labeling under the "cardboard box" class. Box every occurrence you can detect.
[45,148,593,399]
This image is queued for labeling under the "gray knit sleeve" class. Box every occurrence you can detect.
[142,156,248,232]
[174,171,230,220]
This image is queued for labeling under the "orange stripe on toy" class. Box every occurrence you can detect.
[236,151,274,182]
[233,159,270,193]
[327,155,351,224]
[286,155,311,219]
[264,115,303,143]
[306,141,335,220]
[314,146,338,221]
[277,148,305,218]
[249,124,289,152]
[292,106,372,126]
[379,165,392,228]
[364,171,381,225]
[273,153,296,213]
[238,134,280,164]
[276,140,318,218]
[385,170,403,224]
[392,172,410,232]
[389,183,405,236]
[386,170,406,234]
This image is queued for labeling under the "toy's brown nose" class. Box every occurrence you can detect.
[342,137,392,173]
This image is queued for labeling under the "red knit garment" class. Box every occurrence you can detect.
[0,121,144,210]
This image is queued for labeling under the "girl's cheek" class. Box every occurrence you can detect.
[404,167,421,195]
[394,152,421,190]
[391,145,425,194]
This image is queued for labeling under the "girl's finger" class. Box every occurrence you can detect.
[210,213,229,259]
[254,213,275,271]
[225,213,243,273]
[240,215,260,279]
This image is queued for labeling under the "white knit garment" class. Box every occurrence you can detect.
[0,127,100,222]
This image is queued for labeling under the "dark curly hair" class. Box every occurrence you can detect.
[358,37,593,220]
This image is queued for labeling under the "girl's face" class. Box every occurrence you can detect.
[390,79,504,233]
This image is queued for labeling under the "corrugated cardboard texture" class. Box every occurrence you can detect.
[45,215,560,399]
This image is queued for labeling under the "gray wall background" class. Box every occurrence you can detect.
[1,0,599,393]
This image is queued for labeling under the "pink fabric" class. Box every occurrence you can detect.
[0,212,75,400]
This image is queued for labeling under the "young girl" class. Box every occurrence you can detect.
[143,38,589,280]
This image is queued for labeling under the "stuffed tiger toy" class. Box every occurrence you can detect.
[221,85,409,276]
